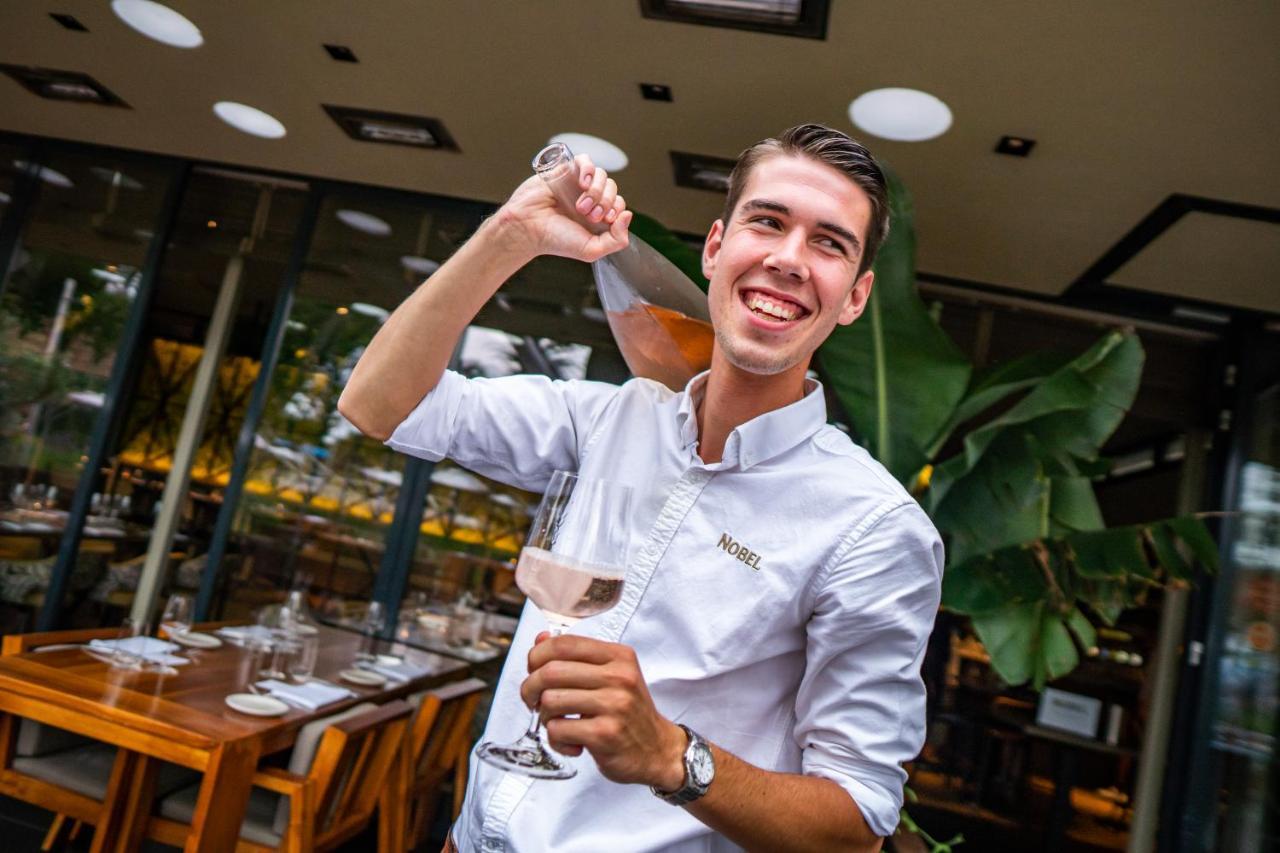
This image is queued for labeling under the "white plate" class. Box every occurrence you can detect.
[294,623,319,636]
[375,654,403,666]
[339,668,386,687]
[225,693,289,717]
[171,631,222,649]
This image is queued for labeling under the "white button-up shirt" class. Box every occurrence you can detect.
[387,370,943,852]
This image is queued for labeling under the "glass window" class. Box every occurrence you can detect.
[0,150,175,628]
[89,167,307,617]
[218,191,482,621]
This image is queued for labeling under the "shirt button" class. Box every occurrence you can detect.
[482,837,503,851]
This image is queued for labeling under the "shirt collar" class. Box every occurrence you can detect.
[674,370,829,470]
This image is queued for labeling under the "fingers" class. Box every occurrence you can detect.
[528,634,621,671]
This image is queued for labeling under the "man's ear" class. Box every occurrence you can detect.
[702,219,724,281]
[838,269,875,326]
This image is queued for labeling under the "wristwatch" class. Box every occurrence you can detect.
[651,724,715,805]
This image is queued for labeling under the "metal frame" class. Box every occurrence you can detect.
[35,158,190,630]
[194,192,320,620]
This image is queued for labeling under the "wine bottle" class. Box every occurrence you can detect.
[532,143,714,391]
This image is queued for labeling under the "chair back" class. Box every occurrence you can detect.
[410,678,487,783]
[403,677,487,845]
[305,699,413,844]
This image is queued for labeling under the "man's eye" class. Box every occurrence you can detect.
[751,216,781,229]
[817,237,846,254]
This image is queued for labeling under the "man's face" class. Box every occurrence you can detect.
[702,154,875,378]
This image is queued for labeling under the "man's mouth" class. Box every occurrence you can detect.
[741,289,809,323]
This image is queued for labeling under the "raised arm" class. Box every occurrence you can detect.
[337,156,632,441]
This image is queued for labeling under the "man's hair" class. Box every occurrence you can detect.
[721,123,890,277]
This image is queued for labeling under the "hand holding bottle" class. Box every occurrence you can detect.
[490,151,632,265]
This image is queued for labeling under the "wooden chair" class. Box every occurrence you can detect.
[390,677,488,849]
[148,700,414,852]
[0,625,198,850]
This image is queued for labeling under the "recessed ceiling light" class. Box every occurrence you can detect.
[323,105,460,151]
[400,255,440,276]
[671,150,736,193]
[995,135,1036,157]
[336,209,391,236]
[349,302,390,322]
[639,83,673,102]
[641,0,829,39]
[0,64,129,107]
[13,160,74,188]
[111,0,202,48]
[849,87,953,142]
[213,101,286,139]
[547,133,628,172]
[90,167,144,189]
[0,191,10,204]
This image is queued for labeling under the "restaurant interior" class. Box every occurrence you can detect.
[0,2,1277,852]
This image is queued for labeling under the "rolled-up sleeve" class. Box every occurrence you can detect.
[385,370,620,493]
[796,499,944,838]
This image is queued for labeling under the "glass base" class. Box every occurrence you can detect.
[476,735,576,779]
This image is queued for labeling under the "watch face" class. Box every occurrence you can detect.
[689,744,714,787]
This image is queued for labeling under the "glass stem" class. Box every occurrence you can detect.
[523,624,565,740]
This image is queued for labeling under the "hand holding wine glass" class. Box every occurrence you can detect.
[476,470,633,779]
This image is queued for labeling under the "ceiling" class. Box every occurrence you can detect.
[0,1,1277,318]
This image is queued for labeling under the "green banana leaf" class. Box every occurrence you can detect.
[816,171,972,484]
[944,518,1216,686]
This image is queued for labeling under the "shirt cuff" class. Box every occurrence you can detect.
[383,370,467,461]
[804,756,905,838]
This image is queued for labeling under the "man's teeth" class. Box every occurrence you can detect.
[746,293,800,321]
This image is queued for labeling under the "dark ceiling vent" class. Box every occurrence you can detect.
[49,13,88,32]
[671,150,737,193]
[323,105,459,151]
[995,135,1036,157]
[0,65,128,107]
[640,0,829,39]
[323,44,358,63]
[640,82,673,102]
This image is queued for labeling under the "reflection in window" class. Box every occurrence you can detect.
[223,192,479,620]
[0,152,174,628]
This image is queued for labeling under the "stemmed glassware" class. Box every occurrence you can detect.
[160,593,192,640]
[476,470,633,779]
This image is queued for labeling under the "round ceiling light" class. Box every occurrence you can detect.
[349,302,390,322]
[111,0,203,48]
[848,88,953,142]
[335,209,391,236]
[399,255,440,276]
[547,133,629,172]
[13,160,74,188]
[90,167,144,190]
[213,101,286,139]
[0,191,10,204]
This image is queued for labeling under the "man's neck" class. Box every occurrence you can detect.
[694,348,809,465]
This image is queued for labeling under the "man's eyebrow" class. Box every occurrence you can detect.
[740,198,862,256]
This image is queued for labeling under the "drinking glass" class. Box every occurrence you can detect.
[287,633,319,683]
[160,593,192,639]
[476,470,633,779]
[356,601,386,664]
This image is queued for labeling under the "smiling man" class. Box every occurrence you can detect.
[339,124,943,853]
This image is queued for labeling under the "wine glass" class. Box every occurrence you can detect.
[160,593,192,639]
[476,470,633,779]
[355,601,386,664]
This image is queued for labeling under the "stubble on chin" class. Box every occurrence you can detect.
[713,324,799,376]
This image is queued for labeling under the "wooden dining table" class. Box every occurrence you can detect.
[0,623,470,852]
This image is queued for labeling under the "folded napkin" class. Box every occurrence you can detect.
[365,660,432,684]
[216,625,276,643]
[88,637,187,666]
[255,679,354,710]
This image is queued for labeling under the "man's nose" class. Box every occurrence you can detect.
[763,230,808,281]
